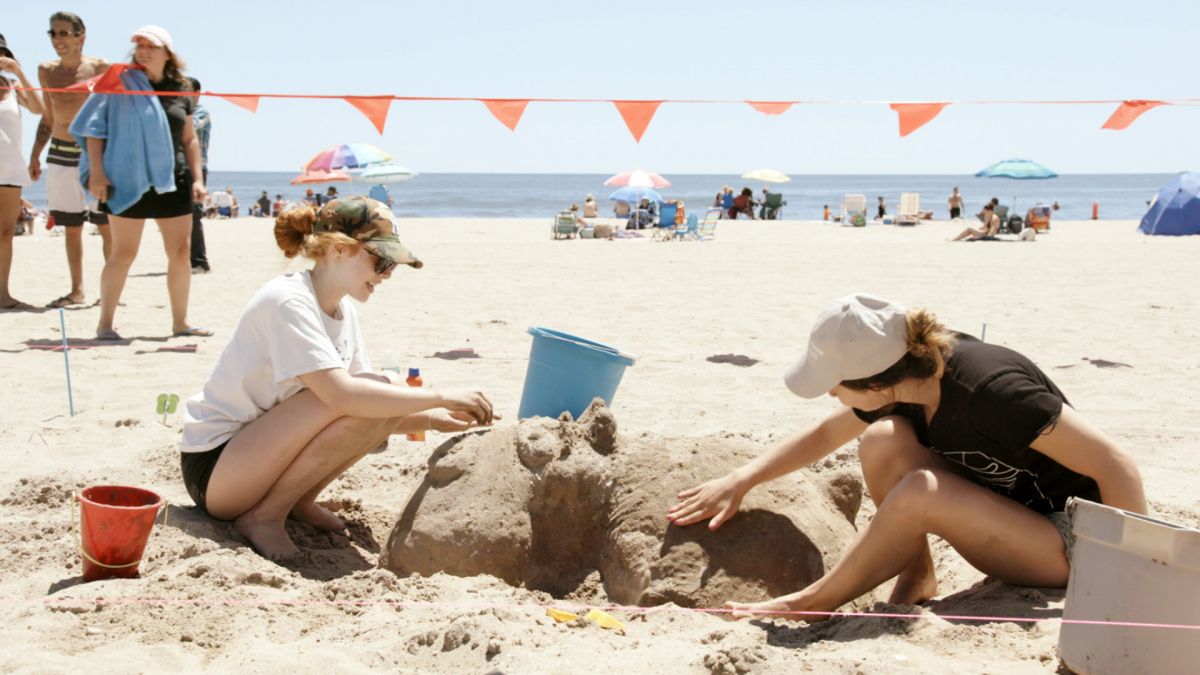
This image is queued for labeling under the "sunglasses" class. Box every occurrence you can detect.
[47,29,81,38]
[363,245,397,275]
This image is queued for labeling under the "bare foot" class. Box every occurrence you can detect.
[290,501,346,531]
[234,514,300,560]
[888,569,938,605]
[724,599,828,622]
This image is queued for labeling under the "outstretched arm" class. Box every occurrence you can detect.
[1030,405,1147,514]
[667,407,868,529]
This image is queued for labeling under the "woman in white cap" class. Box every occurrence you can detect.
[72,25,208,339]
[0,34,44,310]
[668,293,1146,619]
[180,197,497,560]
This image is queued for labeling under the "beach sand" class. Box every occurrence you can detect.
[1,216,1197,672]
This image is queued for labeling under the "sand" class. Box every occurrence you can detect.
[1,215,1198,673]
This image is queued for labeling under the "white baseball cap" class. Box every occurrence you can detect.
[783,293,909,398]
[130,25,173,50]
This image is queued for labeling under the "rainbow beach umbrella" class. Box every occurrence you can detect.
[304,143,392,172]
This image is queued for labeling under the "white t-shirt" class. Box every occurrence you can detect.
[180,270,373,453]
[210,191,234,208]
[0,92,30,189]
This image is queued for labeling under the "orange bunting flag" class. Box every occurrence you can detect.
[613,100,663,142]
[1102,100,1166,131]
[344,96,394,135]
[747,101,794,116]
[890,102,948,137]
[481,99,530,131]
[218,95,261,113]
[65,63,138,92]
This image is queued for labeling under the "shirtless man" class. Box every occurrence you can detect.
[28,12,110,308]
[948,186,964,220]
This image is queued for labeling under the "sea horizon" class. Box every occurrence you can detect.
[21,171,1174,221]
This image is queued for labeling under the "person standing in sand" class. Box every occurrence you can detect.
[28,12,112,309]
[0,35,45,311]
[73,25,209,340]
[948,187,964,220]
[668,293,1146,620]
[179,197,497,560]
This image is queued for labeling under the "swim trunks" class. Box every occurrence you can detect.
[46,138,107,226]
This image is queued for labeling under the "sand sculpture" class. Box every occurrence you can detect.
[385,401,864,607]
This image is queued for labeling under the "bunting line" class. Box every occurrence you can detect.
[14,84,1199,138]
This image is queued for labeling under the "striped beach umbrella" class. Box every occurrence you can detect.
[304,144,392,172]
[604,169,671,189]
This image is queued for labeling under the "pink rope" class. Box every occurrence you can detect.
[27,596,1200,631]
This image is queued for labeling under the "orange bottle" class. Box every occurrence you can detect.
[406,368,426,441]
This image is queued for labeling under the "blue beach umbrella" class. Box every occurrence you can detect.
[975,158,1057,217]
[608,186,662,203]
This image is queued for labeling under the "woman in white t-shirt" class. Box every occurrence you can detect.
[180,197,496,560]
[0,39,45,311]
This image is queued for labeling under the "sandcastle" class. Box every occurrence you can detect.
[384,401,864,607]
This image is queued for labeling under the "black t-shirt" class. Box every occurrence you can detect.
[151,77,196,173]
[853,334,1100,513]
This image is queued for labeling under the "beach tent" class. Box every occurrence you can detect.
[1139,172,1200,236]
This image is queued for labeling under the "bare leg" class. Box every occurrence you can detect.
[950,226,984,242]
[97,216,146,336]
[63,225,88,303]
[0,188,23,307]
[726,469,1069,621]
[97,222,112,261]
[856,417,959,604]
[155,214,197,334]
[203,390,401,559]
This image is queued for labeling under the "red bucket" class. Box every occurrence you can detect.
[74,485,166,582]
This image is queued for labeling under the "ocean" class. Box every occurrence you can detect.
[21,172,1172,222]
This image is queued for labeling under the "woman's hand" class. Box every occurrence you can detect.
[192,180,207,204]
[88,170,111,202]
[666,472,748,530]
[426,409,495,433]
[438,390,495,426]
[0,56,19,75]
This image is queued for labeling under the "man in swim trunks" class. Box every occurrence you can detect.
[28,12,111,308]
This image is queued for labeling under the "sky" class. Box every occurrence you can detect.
[6,0,1198,175]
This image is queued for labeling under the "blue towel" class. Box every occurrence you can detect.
[70,69,177,214]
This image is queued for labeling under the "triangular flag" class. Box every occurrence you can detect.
[1102,100,1166,131]
[481,99,529,131]
[217,95,260,113]
[66,63,139,92]
[747,101,794,116]
[612,100,662,143]
[890,102,948,137]
[344,96,394,135]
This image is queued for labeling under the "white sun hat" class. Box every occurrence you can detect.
[783,293,909,398]
[130,25,173,51]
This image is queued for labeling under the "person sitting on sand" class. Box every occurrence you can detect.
[583,194,599,218]
[950,203,1001,241]
[668,293,1146,621]
[178,197,497,560]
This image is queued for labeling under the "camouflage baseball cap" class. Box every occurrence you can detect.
[313,196,422,269]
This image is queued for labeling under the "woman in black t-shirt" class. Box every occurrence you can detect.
[85,25,209,340]
[667,293,1146,621]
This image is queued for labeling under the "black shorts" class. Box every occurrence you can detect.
[950,206,962,218]
[103,169,193,219]
[180,440,228,517]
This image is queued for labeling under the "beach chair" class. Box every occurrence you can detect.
[674,213,700,240]
[655,202,678,239]
[1026,205,1051,233]
[897,193,920,226]
[841,194,867,227]
[762,192,786,219]
[552,211,578,239]
[698,208,721,240]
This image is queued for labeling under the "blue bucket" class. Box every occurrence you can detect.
[518,327,636,420]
